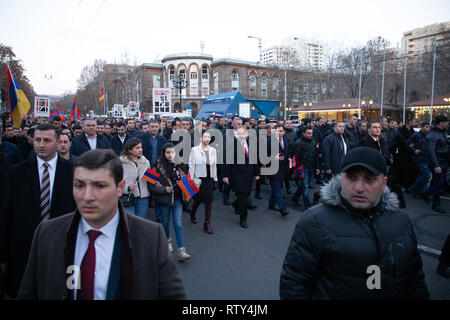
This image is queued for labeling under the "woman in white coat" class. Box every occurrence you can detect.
[188,130,218,234]
[120,137,151,218]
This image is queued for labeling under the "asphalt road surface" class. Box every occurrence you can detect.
[146,180,450,300]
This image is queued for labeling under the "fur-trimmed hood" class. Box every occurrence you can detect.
[320,175,399,212]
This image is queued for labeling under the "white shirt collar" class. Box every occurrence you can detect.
[37,153,58,169]
[80,209,120,239]
[85,133,97,140]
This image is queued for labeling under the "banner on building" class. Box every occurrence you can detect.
[34,97,51,117]
[239,102,250,119]
[152,88,171,114]
[113,104,124,117]
[127,101,138,116]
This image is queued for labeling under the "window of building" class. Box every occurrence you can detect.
[169,66,175,81]
[202,66,209,79]
[232,71,239,81]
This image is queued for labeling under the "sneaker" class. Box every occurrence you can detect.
[177,247,191,261]
[168,238,173,253]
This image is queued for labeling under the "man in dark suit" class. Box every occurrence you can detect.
[0,124,76,298]
[70,119,111,156]
[223,127,260,228]
[125,119,141,138]
[140,119,167,167]
[323,122,350,178]
[110,122,129,156]
[267,125,290,217]
[17,149,186,300]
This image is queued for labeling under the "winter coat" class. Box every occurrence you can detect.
[148,160,187,207]
[322,132,350,174]
[344,124,359,149]
[70,134,111,156]
[267,136,290,182]
[188,145,218,185]
[280,175,429,300]
[120,155,151,198]
[358,135,390,165]
[407,131,430,165]
[293,136,320,170]
[110,134,130,156]
[427,126,449,168]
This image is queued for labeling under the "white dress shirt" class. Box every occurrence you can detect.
[73,210,119,300]
[341,135,348,155]
[119,135,126,144]
[86,134,97,150]
[37,154,58,204]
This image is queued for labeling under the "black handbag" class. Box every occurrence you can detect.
[120,192,135,207]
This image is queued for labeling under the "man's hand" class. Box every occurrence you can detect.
[255,176,260,181]
[435,167,442,174]
[326,170,332,175]
[165,187,172,193]
[316,169,320,175]
[415,149,421,155]
[223,178,229,184]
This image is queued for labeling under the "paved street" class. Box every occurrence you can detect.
[147,180,450,300]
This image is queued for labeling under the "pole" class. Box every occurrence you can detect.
[358,51,363,119]
[137,79,140,115]
[380,47,386,116]
[402,38,407,125]
[430,36,437,125]
[284,67,287,121]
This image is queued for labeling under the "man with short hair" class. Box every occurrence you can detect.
[17,149,186,300]
[70,119,111,156]
[110,123,129,156]
[57,133,77,162]
[96,121,105,136]
[344,114,359,148]
[267,125,290,217]
[18,128,35,160]
[52,116,63,130]
[0,124,76,298]
[280,147,429,300]
[323,122,349,177]
[358,122,391,165]
[425,115,449,213]
[2,124,23,145]
[72,124,83,137]
[408,122,431,201]
[125,119,140,137]
[140,120,167,167]
[291,127,320,209]
[140,122,149,134]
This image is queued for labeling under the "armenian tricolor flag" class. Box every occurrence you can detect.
[289,156,297,169]
[177,173,199,200]
[6,65,31,128]
[70,99,81,122]
[142,168,160,185]
[293,163,305,179]
[50,106,65,121]
[99,87,105,102]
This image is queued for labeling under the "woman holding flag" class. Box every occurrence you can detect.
[120,137,151,218]
[149,142,192,262]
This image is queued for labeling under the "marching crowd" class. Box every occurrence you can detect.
[0,111,449,300]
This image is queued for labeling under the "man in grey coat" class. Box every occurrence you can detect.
[17,149,186,300]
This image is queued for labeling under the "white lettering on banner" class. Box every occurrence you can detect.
[66,265,81,290]
[366,265,381,290]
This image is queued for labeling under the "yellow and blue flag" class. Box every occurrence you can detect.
[6,65,30,128]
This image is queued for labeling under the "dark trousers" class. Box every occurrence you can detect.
[427,162,448,207]
[223,183,231,202]
[269,180,286,212]
[233,192,249,221]
[292,168,314,208]
[439,235,450,267]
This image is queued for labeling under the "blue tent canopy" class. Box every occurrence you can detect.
[249,100,280,118]
[196,91,247,119]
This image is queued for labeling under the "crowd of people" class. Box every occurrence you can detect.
[0,111,449,300]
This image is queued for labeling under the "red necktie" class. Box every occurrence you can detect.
[241,141,248,158]
[78,230,102,300]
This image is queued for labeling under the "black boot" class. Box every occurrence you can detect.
[204,204,214,234]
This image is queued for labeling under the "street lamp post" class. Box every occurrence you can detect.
[173,74,187,112]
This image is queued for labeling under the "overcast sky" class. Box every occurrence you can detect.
[1,0,449,96]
